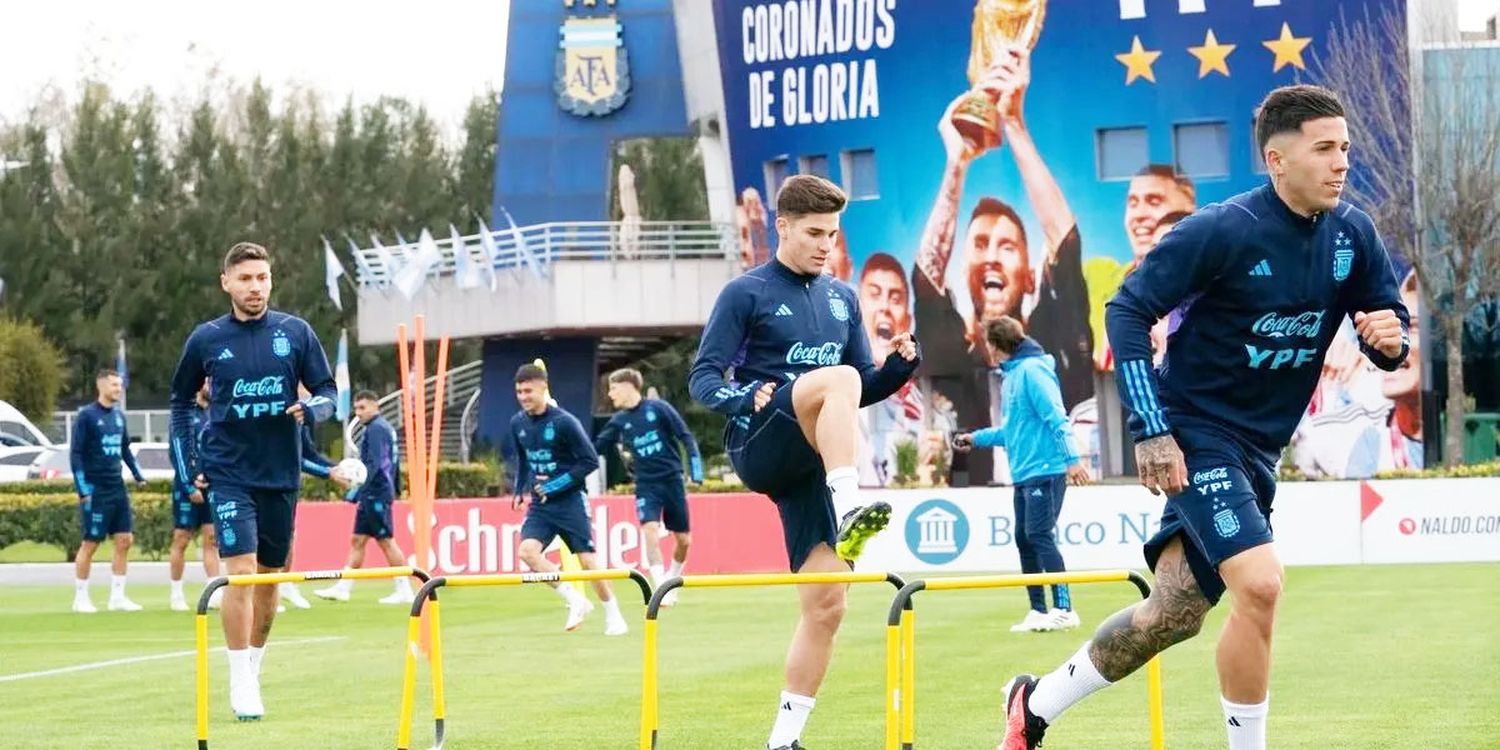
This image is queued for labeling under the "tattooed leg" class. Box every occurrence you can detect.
[1089,536,1212,681]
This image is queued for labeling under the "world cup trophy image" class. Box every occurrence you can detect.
[951,0,1047,149]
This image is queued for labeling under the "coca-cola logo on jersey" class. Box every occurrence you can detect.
[785,341,843,366]
[1251,310,1326,339]
[231,376,286,398]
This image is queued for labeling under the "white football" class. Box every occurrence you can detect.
[335,458,368,486]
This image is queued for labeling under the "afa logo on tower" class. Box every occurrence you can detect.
[904,498,969,565]
[556,8,631,117]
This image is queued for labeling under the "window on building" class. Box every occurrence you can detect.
[1174,121,1230,179]
[840,148,879,200]
[1097,127,1149,181]
[799,154,830,180]
[763,157,789,199]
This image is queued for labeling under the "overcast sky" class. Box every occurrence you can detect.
[0,0,513,140]
[0,0,1496,141]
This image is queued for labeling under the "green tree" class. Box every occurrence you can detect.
[0,318,66,421]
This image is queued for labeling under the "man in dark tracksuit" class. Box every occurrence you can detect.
[170,242,336,721]
[509,361,629,636]
[70,369,147,613]
[689,176,920,750]
[595,367,702,605]
[999,86,1410,750]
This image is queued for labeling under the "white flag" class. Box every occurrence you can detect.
[335,329,351,423]
[323,237,345,310]
[393,228,444,299]
[451,224,482,289]
[368,234,401,284]
[499,206,545,280]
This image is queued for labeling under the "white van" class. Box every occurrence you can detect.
[0,400,55,447]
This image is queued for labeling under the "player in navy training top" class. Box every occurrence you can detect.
[69,368,147,614]
[313,390,416,605]
[166,381,220,612]
[508,362,629,636]
[595,368,701,605]
[689,175,920,750]
[997,86,1410,750]
[168,242,337,721]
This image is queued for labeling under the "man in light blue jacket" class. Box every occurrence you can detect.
[955,316,1091,633]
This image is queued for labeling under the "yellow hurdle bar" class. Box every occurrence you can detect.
[397,568,652,750]
[884,570,1160,750]
[194,566,428,750]
[641,571,907,750]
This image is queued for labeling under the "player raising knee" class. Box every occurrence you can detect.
[509,362,629,636]
[595,368,700,606]
[996,85,1409,750]
[689,174,921,750]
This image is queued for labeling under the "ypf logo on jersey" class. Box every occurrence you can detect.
[272,329,292,357]
[904,499,970,565]
[1333,232,1354,282]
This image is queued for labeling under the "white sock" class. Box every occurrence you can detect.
[278,582,298,596]
[825,466,859,508]
[333,579,353,594]
[1028,641,1115,724]
[393,576,413,595]
[1222,695,1269,750]
[667,559,685,579]
[767,691,816,748]
[171,579,185,598]
[602,597,623,619]
[556,582,586,605]
[649,564,666,586]
[75,578,89,596]
[248,645,266,678]
[110,575,127,599]
[226,648,252,688]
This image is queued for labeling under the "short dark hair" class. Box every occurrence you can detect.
[608,368,644,391]
[984,315,1027,355]
[515,361,548,384]
[1157,210,1192,229]
[96,369,119,381]
[858,252,907,287]
[223,242,271,272]
[353,389,379,404]
[969,197,1028,248]
[1134,164,1198,205]
[776,175,847,217]
[1255,84,1345,151]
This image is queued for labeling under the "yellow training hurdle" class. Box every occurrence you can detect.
[193,565,429,750]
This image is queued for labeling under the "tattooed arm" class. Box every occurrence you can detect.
[915,92,992,292]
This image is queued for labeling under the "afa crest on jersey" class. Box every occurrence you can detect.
[1213,508,1241,538]
[1333,232,1354,282]
[272,330,292,357]
[828,293,850,322]
[543,424,556,442]
[645,407,657,423]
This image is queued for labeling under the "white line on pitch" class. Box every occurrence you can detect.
[0,636,345,683]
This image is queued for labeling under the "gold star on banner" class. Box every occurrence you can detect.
[1263,22,1311,72]
[1188,29,1236,78]
[1115,35,1162,85]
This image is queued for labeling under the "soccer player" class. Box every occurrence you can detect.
[997,85,1409,750]
[170,242,337,721]
[314,390,415,605]
[70,368,148,613]
[953,316,1090,634]
[274,386,336,612]
[509,362,629,636]
[689,174,920,750]
[594,368,701,606]
[168,382,221,612]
